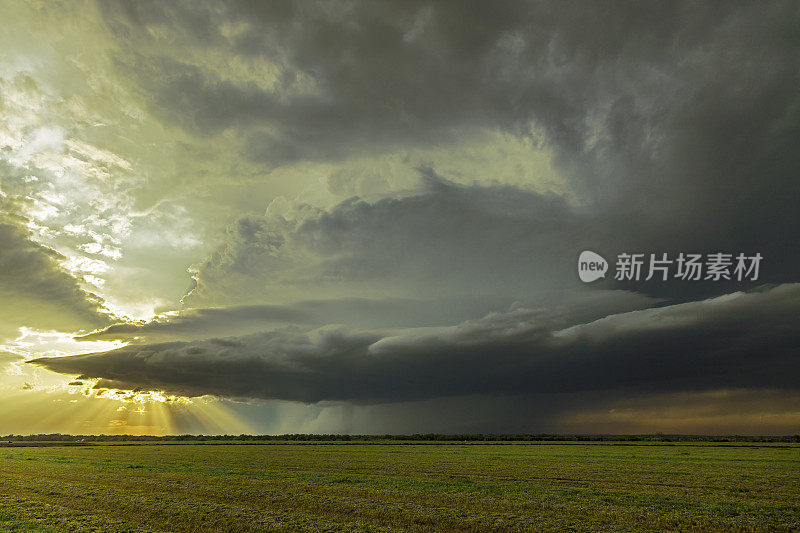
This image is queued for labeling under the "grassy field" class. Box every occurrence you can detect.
[0,442,797,532]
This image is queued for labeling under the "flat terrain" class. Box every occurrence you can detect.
[0,442,798,532]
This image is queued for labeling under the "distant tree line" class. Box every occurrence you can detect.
[2,433,799,443]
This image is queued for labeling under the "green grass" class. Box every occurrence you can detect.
[0,442,797,531]
[0,509,61,533]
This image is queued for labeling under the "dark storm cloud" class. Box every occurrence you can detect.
[52,0,800,426]
[99,0,533,159]
[184,172,594,306]
[0,216,111,336]
[34,284,800,403]
[184,170,781,309]
[95,0,800,304]
[97,0,800,203]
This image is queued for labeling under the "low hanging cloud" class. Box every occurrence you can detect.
[80,290,658,343]
[33,284,800,404]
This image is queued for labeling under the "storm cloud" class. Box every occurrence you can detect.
[3,1,798,434]
[0,216,110,339]
[98,1,798,175]
[100,0,800,306]
[183,167,788,312]
[35,284,800,404]
[184,171,592,306]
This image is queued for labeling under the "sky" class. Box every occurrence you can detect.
[1,0,799,435]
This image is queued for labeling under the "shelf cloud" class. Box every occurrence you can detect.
[34,285,800,409]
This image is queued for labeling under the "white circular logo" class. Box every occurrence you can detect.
[578,250,608,282]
